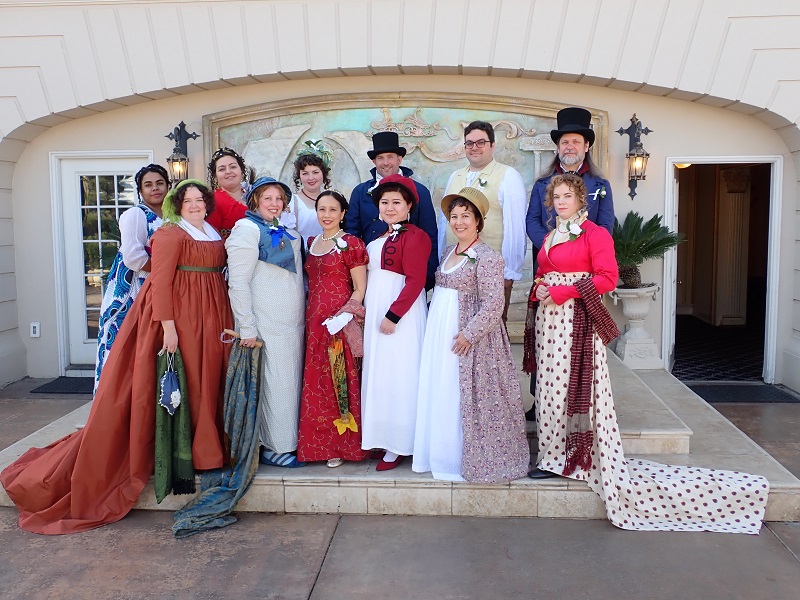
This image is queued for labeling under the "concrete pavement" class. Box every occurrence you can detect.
[1,378,799,599]
[0,509,798,599]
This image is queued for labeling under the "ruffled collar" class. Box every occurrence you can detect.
[546,210,588,253]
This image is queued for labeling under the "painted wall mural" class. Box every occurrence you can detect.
[204,93,609,284]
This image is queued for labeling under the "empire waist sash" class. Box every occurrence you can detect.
[176,265,224,272]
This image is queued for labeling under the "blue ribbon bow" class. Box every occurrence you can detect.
[244,211,298,274]
[269,223,296,247]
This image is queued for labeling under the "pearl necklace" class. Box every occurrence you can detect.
[321,229,342,241]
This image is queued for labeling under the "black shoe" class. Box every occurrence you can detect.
[527,467,558,479]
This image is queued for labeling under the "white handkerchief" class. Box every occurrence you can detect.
[322,312,354,335]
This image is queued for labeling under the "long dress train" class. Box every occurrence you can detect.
[1,226,232,534]
[535,270,769,534]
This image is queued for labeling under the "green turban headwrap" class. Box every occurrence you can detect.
[162,178,209,223]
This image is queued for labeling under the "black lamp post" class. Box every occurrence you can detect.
[165,121,199,185]
[616,114,652,199]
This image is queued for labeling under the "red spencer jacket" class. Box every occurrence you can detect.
[533,220,618,305]
[379,224,432,323]
[206,189,247,237]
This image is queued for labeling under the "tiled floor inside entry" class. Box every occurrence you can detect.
[672,315,764,381]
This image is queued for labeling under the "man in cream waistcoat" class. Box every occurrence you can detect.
[441,120,527,321]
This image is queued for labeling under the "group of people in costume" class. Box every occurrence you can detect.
[1,108,768,537]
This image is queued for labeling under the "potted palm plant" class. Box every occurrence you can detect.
[613,211,684,288]
[609,212,684,369]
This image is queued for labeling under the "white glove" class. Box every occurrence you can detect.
[323,312,354,335]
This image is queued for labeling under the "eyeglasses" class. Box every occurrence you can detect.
[464,139,491,149]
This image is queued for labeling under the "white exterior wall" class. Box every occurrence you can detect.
[2,0,800,384]
[12,75,796,377]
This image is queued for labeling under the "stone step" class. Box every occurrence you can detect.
[1,356,797,522]
[514,347,692,456]
[134,460,608,520]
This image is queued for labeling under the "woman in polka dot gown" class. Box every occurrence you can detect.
[525,173,768,534]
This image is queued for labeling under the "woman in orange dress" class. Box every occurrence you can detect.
[1,179,232,534]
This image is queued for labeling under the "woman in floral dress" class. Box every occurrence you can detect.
[413,187,529,482]
[94,164,167,393]
[298,190,369,467]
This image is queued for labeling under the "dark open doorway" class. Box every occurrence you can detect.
[672,163,770,382]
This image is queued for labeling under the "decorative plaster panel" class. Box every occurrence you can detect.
[204,91,607,200]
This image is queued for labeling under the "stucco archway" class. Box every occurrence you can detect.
[3,0,800,382]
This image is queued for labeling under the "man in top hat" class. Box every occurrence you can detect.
[442,120,528,321]
[345,131,438,290]
[526,107,614,253]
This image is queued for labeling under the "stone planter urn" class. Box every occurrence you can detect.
[609,284,662,369]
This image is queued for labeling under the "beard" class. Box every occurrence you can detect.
[559,153,583,166]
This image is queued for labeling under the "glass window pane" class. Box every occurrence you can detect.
[83,241,101,273]
[98,175,115,205]
[86,309,99,341]
[81,176,97,207]
[100,242,119,271]
[99,208,120,242]
[98,268,111,297]
[82,208,99,240]
[78,170,139,344]
[117,175,136,206]
[85,276,103,309]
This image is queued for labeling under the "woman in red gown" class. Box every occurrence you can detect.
[1,179,232,534]
[297,190,370,467]
[205,147,250,238]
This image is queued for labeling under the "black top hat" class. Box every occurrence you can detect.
[550,107,595,147]
[367,131,407,160]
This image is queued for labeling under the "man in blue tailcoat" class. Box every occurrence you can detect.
[526,107,615,253]
[345,131,438,290]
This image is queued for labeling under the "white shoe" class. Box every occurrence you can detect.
[327,458,343,468]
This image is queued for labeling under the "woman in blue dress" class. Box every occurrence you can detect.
[94,164,168,393]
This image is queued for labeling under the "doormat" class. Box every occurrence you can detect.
[30,377,93,395]
[688,383,800,404]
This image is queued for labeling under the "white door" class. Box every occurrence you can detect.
[666,170,679,371]
[59,155,150,367]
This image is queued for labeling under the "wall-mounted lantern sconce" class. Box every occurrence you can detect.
[616,114,652,199]
[165,121,199,185]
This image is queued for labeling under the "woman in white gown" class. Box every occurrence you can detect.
[226,176,306,468]
[361,174,431,471]
[413,188,529,482]
[287,140,333,243]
